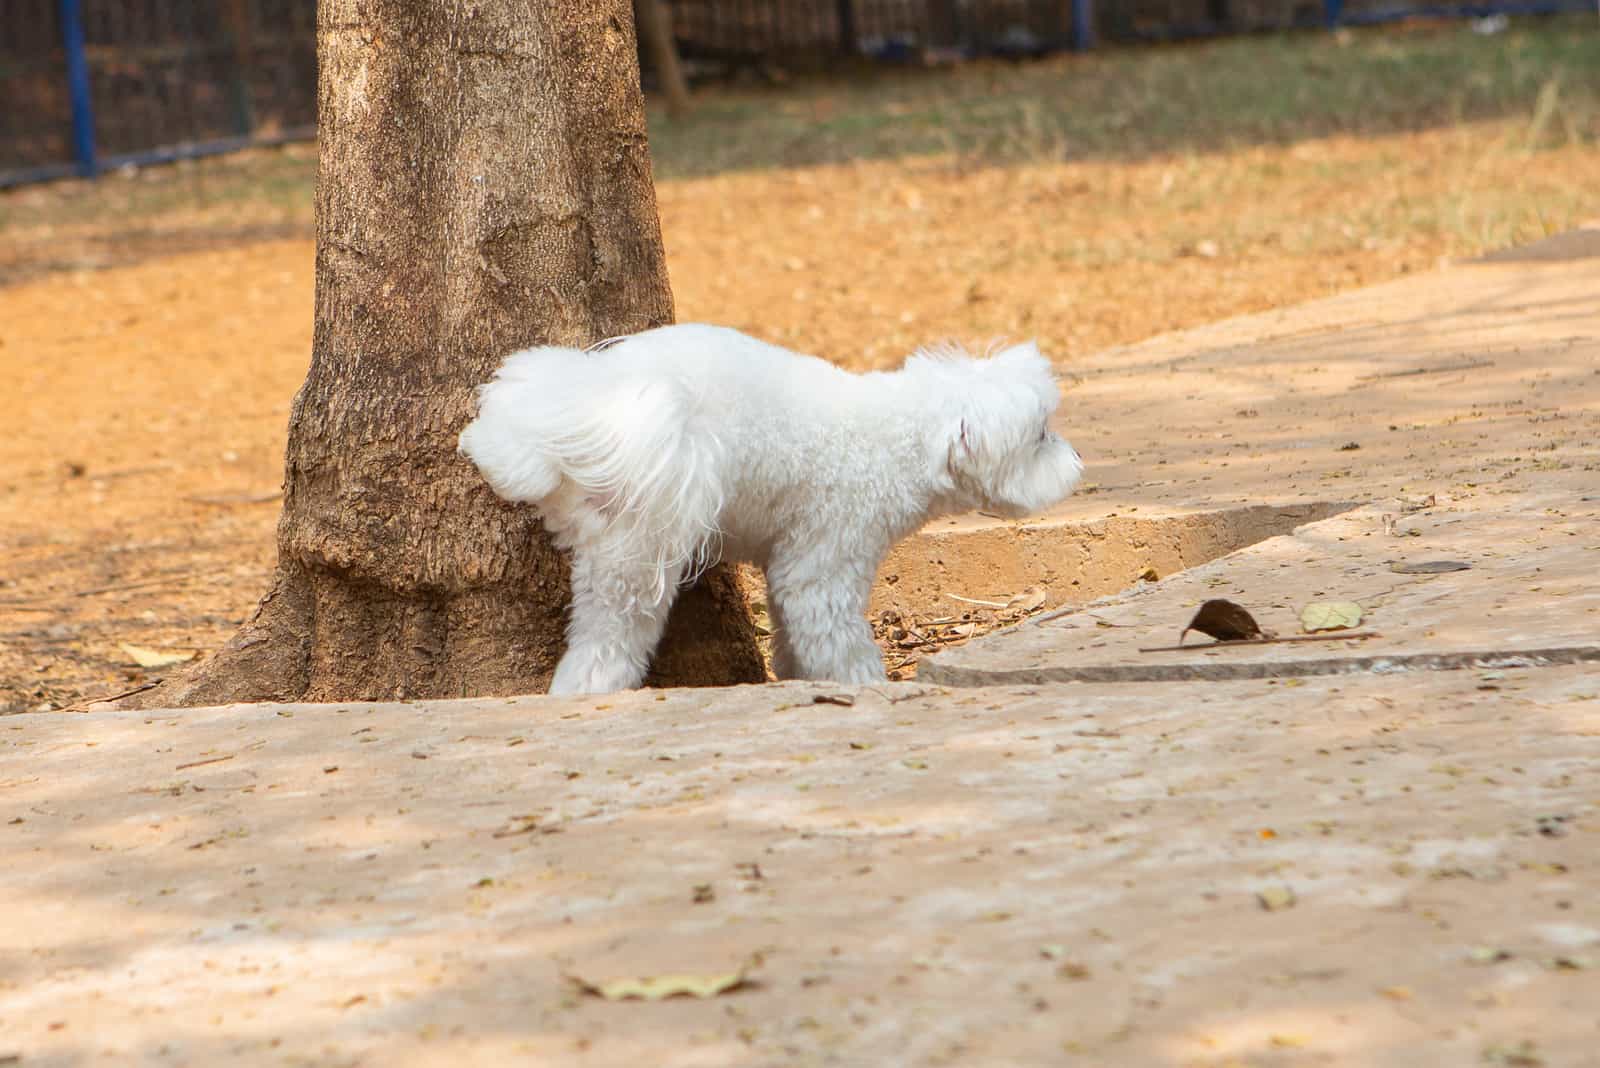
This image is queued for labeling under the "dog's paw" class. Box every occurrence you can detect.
[549,645,644,696]
[788,645,888,686]
[833,657,889,685]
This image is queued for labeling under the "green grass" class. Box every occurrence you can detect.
[646,16,1599,176]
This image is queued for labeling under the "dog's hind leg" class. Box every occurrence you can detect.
[765,553,887,685]
[534,375,723,695]
[768,619,801,682]
[548,529,694,696]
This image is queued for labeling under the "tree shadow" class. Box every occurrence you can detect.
[5,671,1597,1063]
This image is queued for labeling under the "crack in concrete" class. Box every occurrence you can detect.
[919,645,1600,686]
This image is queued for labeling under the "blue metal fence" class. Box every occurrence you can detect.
[1,0,1591,187]
[1,0,315,187]
[663,0,1590,64]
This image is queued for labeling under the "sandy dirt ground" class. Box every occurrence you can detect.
[5,124,1597,712]
[2,202,1598,1067]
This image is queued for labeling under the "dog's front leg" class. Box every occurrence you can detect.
[549,539,686,696]
[766,552,887,685]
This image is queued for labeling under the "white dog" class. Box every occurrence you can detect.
[458,324,1083,694]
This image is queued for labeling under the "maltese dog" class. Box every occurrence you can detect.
[459,324,1083,694]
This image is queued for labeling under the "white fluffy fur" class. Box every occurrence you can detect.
[458,324,1083,694]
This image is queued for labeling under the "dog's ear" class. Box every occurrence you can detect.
[947,410,995,488]
[944,414,975,486]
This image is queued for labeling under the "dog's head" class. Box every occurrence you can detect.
[936,341,1083,519]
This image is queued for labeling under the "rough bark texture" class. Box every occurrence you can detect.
[142,0,763,706]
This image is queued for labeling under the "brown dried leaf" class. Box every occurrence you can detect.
[1180,599,1264,644]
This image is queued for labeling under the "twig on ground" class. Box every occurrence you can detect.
[174,754,235,771]
[73,575,192,598]
[1,565,232,601]
[63,680,161,711]
[1356,359,1493,382]
[184,491,281,505]
[945,593,1009,608]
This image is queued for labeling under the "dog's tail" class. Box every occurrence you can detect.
[459,345,724,591]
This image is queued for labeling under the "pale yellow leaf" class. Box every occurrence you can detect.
[1300,601,1363,633]
[1004,585,1048,614]
[571,970,747,1001]
[1257,885,1297,911]
[119,643,195,668]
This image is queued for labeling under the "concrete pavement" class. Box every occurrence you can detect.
[4,235,1598,1067]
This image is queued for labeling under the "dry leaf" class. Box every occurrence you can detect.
[1004,585,1048,613]
[1181,599,1264,644]
[570,970,748,1001]
[119,643,195,668]
[1547,956,1592,971]
[1257,886,1297,911]
[1482,1041,1544,1066]
[1300,601,1363,632]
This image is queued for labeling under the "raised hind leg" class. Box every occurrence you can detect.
[549,526,693,695]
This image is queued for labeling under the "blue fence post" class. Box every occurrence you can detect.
[58,0,98,177]
[1072,0,1096,50]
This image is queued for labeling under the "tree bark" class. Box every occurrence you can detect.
[633,0,692,117]
[141,0,763,707]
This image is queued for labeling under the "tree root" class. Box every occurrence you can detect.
[120,560,763,710]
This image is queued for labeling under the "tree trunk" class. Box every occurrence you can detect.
[633,0,692,117]
[141,0,763,707]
